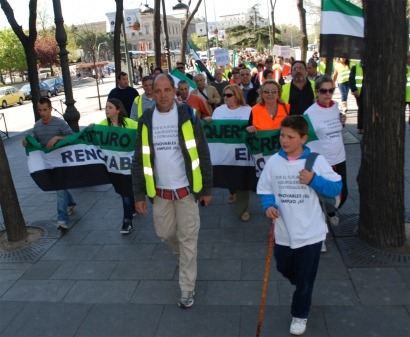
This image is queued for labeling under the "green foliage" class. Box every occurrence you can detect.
[190,33,207,51]
[35,34,59,68]
[71,25,112,62]
[223,25,276,50]
[277,24,302,47]
[0,29,27,72]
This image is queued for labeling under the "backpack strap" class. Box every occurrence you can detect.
[305,152,320,172]
[180,102,197,125]
[188,106,197,125]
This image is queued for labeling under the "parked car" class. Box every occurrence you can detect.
[43,77,64,96]
[0,86,24,108]
[20,82,52,100]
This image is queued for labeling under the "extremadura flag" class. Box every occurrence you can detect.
[25,125,136,196]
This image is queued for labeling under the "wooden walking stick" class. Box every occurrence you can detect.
[256,222,275,337]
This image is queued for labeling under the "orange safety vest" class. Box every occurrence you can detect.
[251,102,290,130]
[282,64,291,78]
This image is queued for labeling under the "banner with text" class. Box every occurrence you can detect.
[25,125,136,195]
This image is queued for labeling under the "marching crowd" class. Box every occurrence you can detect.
[22,50,410,336]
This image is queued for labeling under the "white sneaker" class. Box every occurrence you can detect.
[328,214,339,226]
[178,291,195,308]
[290,317,307,335]
[321,241,327,253]
[57,221,68,230]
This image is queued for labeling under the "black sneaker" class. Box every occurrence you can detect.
[120,220,133,234]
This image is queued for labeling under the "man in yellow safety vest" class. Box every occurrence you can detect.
[131,74,213,309]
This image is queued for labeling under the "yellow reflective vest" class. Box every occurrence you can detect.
[355,64,363,95]
[141,118,203,198]
[281,79,316,104]
[133,96,143,123]
[336,63,350,83]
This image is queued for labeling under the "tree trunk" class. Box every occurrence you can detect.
[1,0,40,121]
[296,0,308,62]
[161,0,171,70]
[270,0,277,48]
[180,0,202,64]
[357,0,407,248]
[0,137,27,242]
[154,0,162,68]
[114,0,123,83]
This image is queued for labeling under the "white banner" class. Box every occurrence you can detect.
[106,9,141,33]
[208,143,254,167]
[214,48,230,66]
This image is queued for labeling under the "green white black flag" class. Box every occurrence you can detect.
[319,0,364,59]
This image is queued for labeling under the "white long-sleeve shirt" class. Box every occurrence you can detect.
[304,102,345,166]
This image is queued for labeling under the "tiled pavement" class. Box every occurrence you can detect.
[0,93,409,337]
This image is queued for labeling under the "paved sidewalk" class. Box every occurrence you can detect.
[0,93,409,336]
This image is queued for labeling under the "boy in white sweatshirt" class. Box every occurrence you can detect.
[257,115,342,336]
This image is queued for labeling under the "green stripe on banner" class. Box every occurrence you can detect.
[170,69,197,89]
[244,115,318,156]
[25,125,137,154]
[202,116,318,154]
[322,0,363,18]
[202,120,249,144]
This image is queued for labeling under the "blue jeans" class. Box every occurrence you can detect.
[57,190,76,222]
[338,82,350,102]
[274,241,322,318]
[122,196,135,221]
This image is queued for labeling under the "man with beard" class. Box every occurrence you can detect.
[281,61,316,116]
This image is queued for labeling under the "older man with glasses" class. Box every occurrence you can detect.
[211,68,229,106]
[281,61,316,116]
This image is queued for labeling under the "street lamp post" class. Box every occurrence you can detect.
[52,0,80,132]
[203,0,211,61]
[121,14,134,85]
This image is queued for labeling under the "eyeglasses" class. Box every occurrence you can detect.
[262,89,278,95]
[318,88,335,94]
[292,66,305,71]
[223,93,234,98]
[177,66,185,70]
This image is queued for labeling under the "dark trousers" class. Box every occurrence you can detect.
[122,196,135,221]
[356,94,363,130]
[274,241,322,319]
[332,161,348,209]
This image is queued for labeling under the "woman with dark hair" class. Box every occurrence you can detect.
[229,67,241,85]
[246,80,289,132]
[303,75,348,252]
[98,98,138,234]
[153,66,163,77]
[262,69,273,82]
